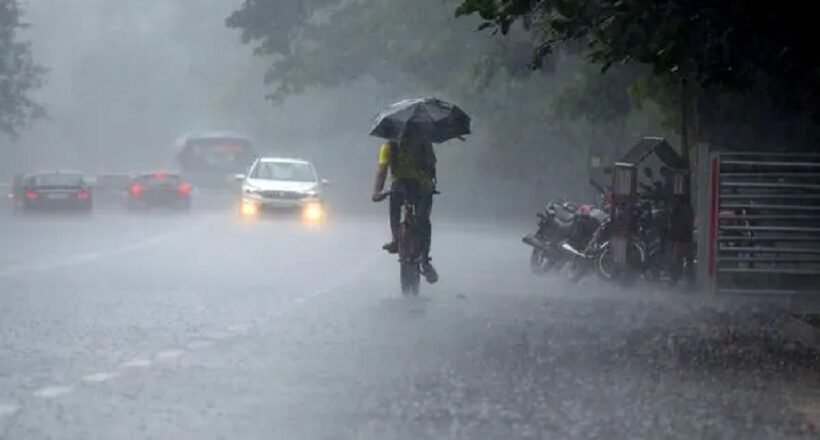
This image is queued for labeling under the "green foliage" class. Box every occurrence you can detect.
[0,1,45,138]
[552,63,642,123]
[228,2,639,193]
[227,0,502,103]
[456,0,820,122]
[225,0,673,192]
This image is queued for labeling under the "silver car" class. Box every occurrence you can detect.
[236,157,328,220]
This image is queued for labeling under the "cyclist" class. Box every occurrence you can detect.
[371,133,439,283]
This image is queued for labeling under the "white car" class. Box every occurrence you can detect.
[236,157,328,221]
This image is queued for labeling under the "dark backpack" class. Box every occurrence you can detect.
[388,141,434,178]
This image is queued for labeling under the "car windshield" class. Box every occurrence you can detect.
[30,174,83,187]
[251,161,315,182]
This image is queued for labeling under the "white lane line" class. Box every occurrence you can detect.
[0,226,200,279]
[155,349,186,360]
[120,358,152,369]
[33,386,73,399]
[81,372,119,383]
[187,340,214,349]
[0,404,19,417]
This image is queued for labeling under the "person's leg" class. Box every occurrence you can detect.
[416,191,433,259]
[415,189,438,283]
[384,180,403,253]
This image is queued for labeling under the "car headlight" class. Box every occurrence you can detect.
[301,202,324,222]
[240,198,260,217]
[244,187,261,194]
[303,189,319,198]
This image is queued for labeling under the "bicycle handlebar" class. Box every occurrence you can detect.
[373,188,440,203]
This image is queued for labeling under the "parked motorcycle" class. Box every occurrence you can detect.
[522,200,578,274]
[565,198,650,284]
[568,189,691,286]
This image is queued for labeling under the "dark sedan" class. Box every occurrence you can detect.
[127,172,192,211]
[8,173,27,212]
[19,172,93,213]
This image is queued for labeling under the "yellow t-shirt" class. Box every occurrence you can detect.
[378,142,435,192]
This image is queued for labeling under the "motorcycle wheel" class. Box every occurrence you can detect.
[567,258,589,283]
[530,248,556,274]
[596,241,645,283]
[643,244,663,283]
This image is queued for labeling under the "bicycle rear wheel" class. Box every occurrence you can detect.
[400,262,420,296]
[398,223,420,296]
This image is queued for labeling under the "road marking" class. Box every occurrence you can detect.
[187,340,214,349]
[0,226,201,279]
[155,349,186,360]
[81,372,119,383]
[33,386,73,399]
[120,358,152,369]
[0,404,19,417]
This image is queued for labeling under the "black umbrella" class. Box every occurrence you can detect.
[369,98,471,144]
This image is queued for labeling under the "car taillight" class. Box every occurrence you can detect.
[24,189,38,200]
[178,182,192,196]
[77,190,89,200]
[129,184,142,197]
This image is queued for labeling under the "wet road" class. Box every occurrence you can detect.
[0,208,819,439]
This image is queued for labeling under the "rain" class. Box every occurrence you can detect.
[1,1,819,439]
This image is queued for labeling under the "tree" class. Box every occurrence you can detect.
[0,1,45,138]
[224,0,672,210]
[226,0,513,103]
[457,0,818,97]
[455,0,820,157]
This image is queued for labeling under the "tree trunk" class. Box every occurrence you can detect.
[679,75,699,170]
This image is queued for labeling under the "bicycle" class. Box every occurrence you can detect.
[375,187,437,296]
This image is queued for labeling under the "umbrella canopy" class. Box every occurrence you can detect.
[369,98,471,144]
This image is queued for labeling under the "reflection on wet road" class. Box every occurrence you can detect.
[0,210,818,439]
